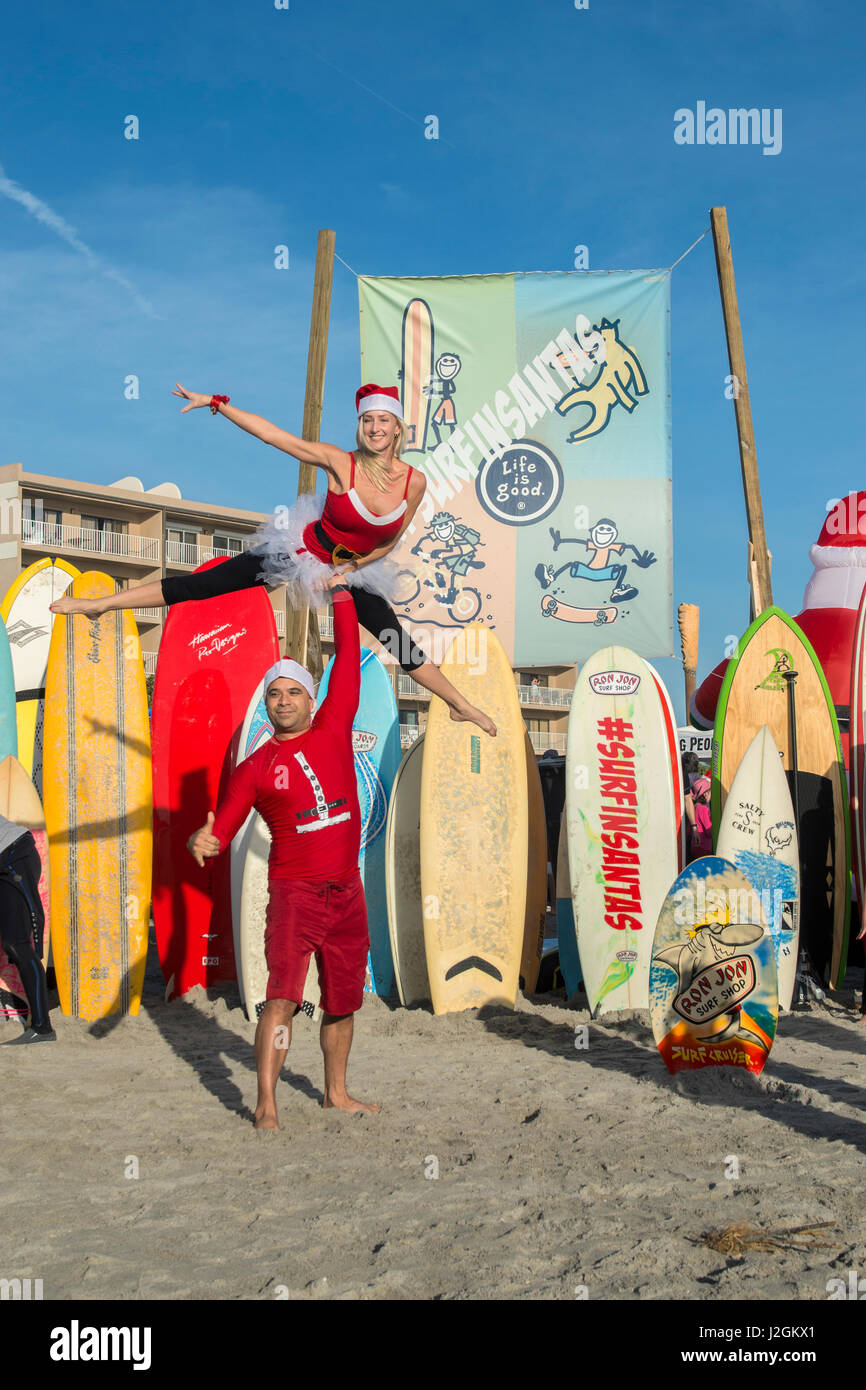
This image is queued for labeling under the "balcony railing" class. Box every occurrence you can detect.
[142,651,158,676]
[274,609,285,636]
[22,519,161,562]
[397,673,428,699]
[317,614,334,640]
[527,729,566,755]
[132,608,162,622]
[399,723,422,748]
[517,683,573,708]
[165,538,253,567]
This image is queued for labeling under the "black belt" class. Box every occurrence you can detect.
[313,521,362,567]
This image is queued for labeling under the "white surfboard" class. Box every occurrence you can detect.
[566,645,679,1015]
[645,660,687,871]
[385,735,429,1006]
[715,725,800,1011]
[232,688,320,1024]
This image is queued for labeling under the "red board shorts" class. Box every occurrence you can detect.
[264,871,369,1016]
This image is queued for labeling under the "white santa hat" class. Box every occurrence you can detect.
[262,659,316,709]
[803,490,866,612]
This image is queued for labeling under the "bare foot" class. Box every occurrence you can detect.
[322,1092,380,1115]
[857,1013,866,1026]
[254,1107,281,1130]
[449,703,497,737]
[49,597,108,617]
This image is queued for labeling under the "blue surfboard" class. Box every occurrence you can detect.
[0,619,17,761]
[318,647,402,997]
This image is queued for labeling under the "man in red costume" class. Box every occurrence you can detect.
[187,576,379,1130]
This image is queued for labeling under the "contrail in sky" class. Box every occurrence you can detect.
[0,160,161,319]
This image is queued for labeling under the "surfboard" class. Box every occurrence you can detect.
[566,645,679,1015]
[850,584,866,945]
[556,806,580,998]
[716,726,800,1011]
[646,660,687,872]
[1,557,80,785]
[521,732,548,994]
[0,618,16,762]
[399,298,434,454]
[0,755,50,1017]
[712,606,849,988]
[540,595,617,626]
[385,734,428,1006]
[650,857,778,1075]
[151,558,279,1000]
[42,573,152,1019]
[231,687,321,1024]
[421,623,528,1014]
[317,646,401,997]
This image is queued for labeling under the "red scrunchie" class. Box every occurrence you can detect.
[209,394,230,415]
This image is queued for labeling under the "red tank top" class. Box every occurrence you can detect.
[302,454,413,562]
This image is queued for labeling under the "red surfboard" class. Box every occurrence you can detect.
[151,558,279,999]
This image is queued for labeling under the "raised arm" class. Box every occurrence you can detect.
[172,383,347,473]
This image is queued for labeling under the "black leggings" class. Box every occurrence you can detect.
[0,841,50,1033]
[161,549,429,673]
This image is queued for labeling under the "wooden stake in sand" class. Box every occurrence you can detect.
[286,228,335,680]
[710,206,773,617]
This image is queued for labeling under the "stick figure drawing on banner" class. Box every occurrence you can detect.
[423,353,462,445]
[535,517,656,603]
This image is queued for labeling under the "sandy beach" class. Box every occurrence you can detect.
[3,934,865,1303]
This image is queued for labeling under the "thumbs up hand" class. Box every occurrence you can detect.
[187,812,222,867]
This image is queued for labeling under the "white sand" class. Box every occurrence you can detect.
[3,943,866,1301]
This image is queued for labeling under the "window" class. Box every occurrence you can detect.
[167,527,198,548]
[212,533,244,555]
[402,709,419,727]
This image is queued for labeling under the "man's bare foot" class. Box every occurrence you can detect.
[254,1107,281,1130]
[322,1091,380,1115]
[449,703,497,737]
[857,1012,866,1026]
[49,597,108,617]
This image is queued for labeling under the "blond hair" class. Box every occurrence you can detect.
[354,415,408,491]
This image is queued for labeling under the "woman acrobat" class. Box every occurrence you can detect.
[51,383,496,737]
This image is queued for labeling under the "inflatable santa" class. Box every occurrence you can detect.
[691,491,866,765]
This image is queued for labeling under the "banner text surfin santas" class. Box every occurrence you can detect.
[358,270,673,667]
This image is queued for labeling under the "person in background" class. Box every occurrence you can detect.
[688,776,713,861]
[0,817,53,1044]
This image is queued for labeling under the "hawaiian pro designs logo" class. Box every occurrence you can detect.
[755,647,794,693]
[589,670,640,696]
[189,623,248,661]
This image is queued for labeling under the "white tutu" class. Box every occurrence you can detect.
[250,490,405,607]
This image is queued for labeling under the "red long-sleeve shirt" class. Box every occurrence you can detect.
[212,588,361,881]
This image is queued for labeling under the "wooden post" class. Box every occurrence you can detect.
[677,602,699,720]
[710,206,773,614]
[286,228,336,677]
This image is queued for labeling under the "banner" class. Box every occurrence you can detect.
[358,270,672,666]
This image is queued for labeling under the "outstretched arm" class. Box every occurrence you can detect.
[172,383,346,473]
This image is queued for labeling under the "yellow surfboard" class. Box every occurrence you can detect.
[520,731,548,994]
[42,573,152,1019]
[1,557,80,781]
[420,624,528,1014]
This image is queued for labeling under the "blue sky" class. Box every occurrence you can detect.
[2,0,863,717]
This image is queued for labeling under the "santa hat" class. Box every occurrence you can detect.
[803,490,866,612]
[356,384,403,419]
[262,659,316,709]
